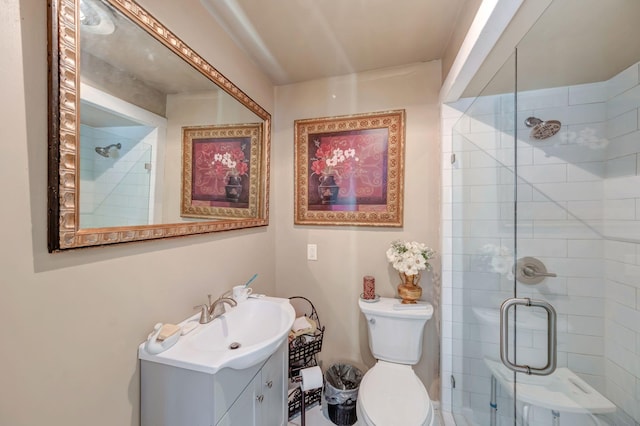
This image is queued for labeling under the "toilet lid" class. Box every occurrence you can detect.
[359,362,431,425]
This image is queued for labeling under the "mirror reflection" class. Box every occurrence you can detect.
[78,0,262,228]
[48,0,270,250]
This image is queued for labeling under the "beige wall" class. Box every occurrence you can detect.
[273,62,443,398]
[2,1,444,424]
[0,0,274,425]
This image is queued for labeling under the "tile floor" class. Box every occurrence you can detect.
[288,405,343,426]
[287,404,443,425]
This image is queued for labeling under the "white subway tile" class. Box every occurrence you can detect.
[518,86,569,111]
[607,62,639,100]
[605,343,639,378]
[608,110,638,139]
[463,95,499,117]
[515,201,568,220]
[452,167,501,187]
[532,181,603,202]
[467,149,501,169]
[605,154,637,178]
[608,84,640,120]
[464,130,504,152]
[533,219,602,240]
[518,238,567,257]
[604,259,640,288]
[552,294,604,316]
[567,315,604,336]
[604,221,640,244]
[517,164,567,183]
[469,115,505,134]
[442,116,462,138]
[567,161,604,182]
[569,82,607,105]
[605,318,637,352]
[568,239,603,258]
[607,300,640,333]
[604,175,640,199]
[544,103,606,126]
[604,199,637,220]
[568,353,604,376]
[566,200,602,220]
[558,334,603,356]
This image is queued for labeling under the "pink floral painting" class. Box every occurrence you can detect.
[192,138,250,206]
[308,128,388,208]
[294,110,405,227]
[182,123,262,219]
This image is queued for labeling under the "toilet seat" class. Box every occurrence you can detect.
[357,361,433,426]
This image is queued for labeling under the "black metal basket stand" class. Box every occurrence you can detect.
[288,296,325,420]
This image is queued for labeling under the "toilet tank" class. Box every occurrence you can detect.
[359,297,433,365]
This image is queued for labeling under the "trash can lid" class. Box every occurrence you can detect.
[359,361,432,425]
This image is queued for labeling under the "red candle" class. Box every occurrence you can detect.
[363,276,375,299]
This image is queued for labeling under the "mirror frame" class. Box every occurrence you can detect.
[47,0,271,252]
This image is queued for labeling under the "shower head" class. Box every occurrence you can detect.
[525,116,561,140]
[95,143,121,158]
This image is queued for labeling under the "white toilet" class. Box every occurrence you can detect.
[356,297,435,426]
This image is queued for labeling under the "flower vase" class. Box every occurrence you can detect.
[225,175,242,202]
[318,174,339,204]
[397,272,422,304]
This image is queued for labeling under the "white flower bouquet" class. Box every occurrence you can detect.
[386,240,435,276]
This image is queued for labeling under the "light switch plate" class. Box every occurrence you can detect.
[307,244,318,261]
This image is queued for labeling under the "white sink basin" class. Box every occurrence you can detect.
[139,296,295,374]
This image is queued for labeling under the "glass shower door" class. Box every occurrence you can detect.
[449,53,519,426]
[449,1,640,425]
[508,0,640,424]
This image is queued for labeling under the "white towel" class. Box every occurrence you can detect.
[292,316,315,333]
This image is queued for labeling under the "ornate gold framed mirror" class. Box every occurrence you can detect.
[48,0,271,251]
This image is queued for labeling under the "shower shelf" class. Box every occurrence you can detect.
[484,358,616,414]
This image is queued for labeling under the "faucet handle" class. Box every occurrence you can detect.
[194,304,209,324]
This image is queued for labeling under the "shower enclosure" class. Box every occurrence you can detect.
[78,85,167,229]
[443,0,640,425]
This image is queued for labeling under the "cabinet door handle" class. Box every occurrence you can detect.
[257,394,264,403]
[266,380,273,388]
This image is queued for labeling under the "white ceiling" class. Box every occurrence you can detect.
[202,0,640,97]
[201,0,471,86]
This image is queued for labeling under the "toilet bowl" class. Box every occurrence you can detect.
[356,361,434,425]
[357,297,435,426]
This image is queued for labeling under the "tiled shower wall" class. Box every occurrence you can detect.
[441,62,640,425]
[80,125,153,228]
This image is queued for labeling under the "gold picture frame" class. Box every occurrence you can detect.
[294,110,405,226]
[182,123,263,219]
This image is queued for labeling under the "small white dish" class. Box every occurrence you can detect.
[360,293,380,303]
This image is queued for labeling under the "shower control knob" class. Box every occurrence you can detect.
[514,257,557,285]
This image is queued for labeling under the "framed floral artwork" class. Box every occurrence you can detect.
[294,110,405,226]
[182,123,263,219]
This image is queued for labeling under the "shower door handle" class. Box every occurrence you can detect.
[499,297,557,376]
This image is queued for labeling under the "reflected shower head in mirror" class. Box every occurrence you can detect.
[525,116,562,140]
[95,143,121,158]
[79,0,115,35]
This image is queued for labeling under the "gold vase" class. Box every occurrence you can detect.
[397,272,422,304]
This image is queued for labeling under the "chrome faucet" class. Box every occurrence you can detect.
[194,294,237,324]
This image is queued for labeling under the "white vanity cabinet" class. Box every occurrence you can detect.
[217,341,286,425]
[141,341,287,426]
